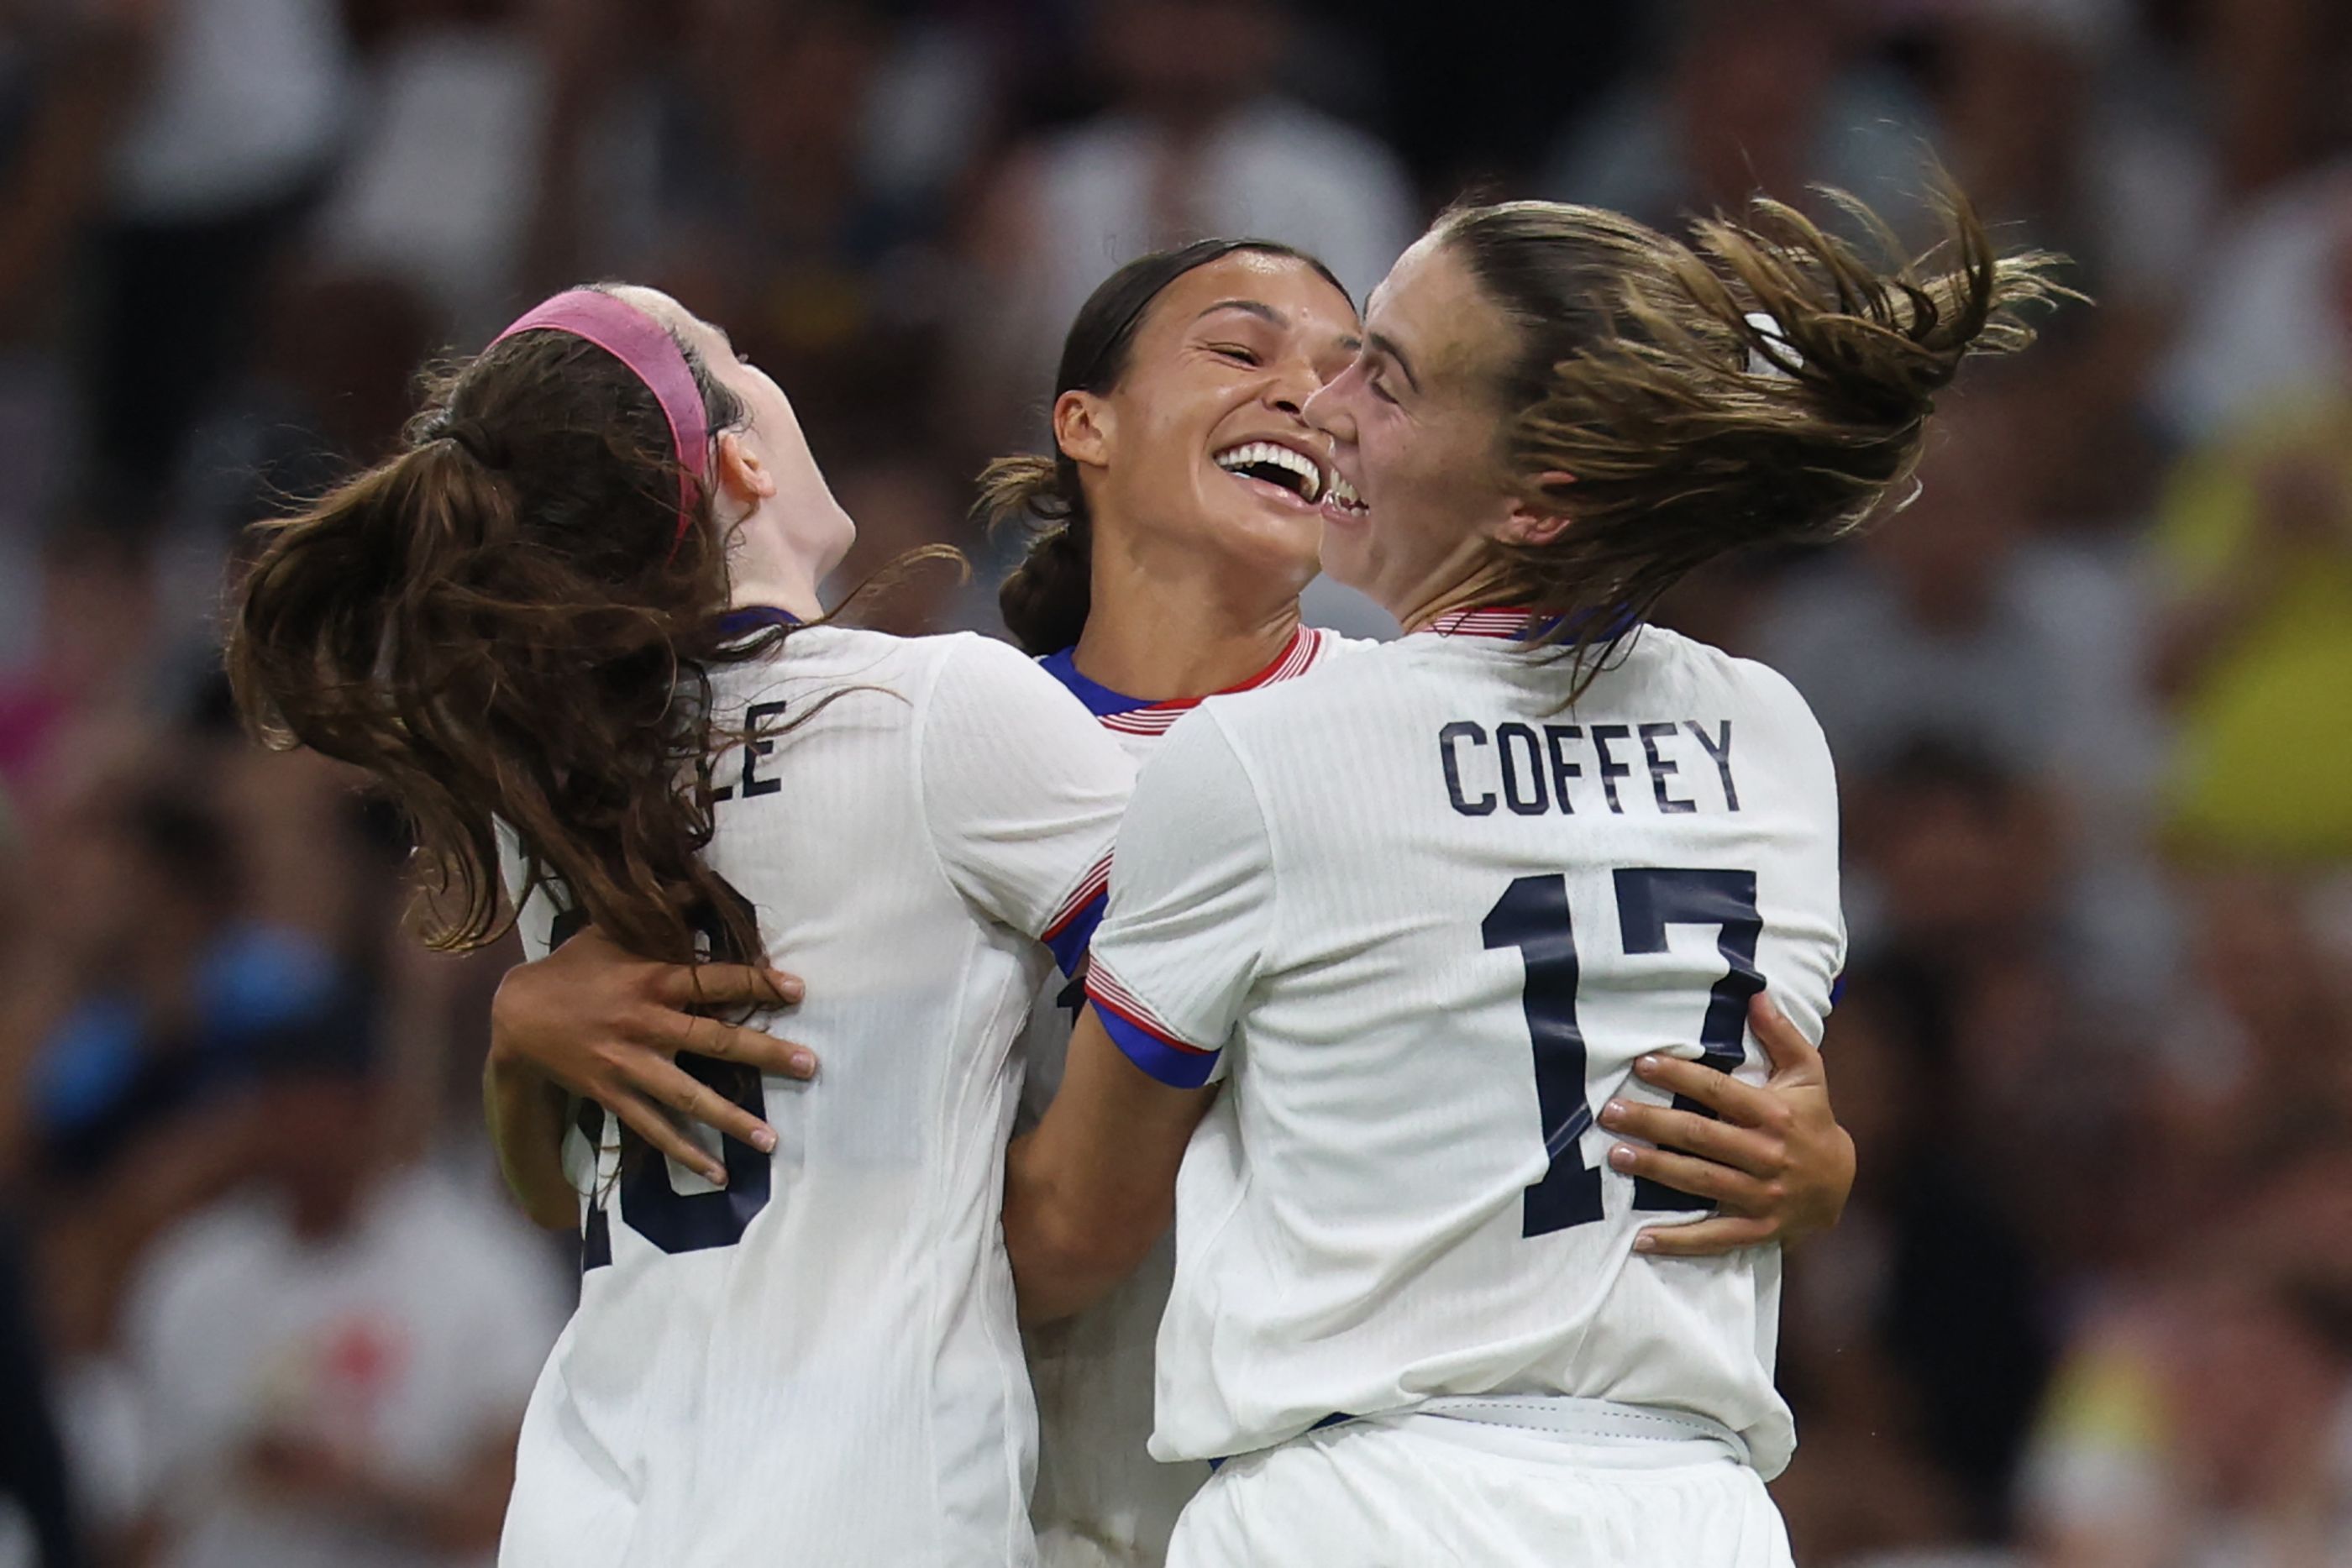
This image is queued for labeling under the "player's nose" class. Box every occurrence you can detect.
[1302,380,1353,445]
[1263,359,1322,423]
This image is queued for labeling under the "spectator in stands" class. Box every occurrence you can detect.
[2024,1155,2352,1568]
[0,1217,85,1568]
[118,1022,564,1568]
[2148,260,2352,862]
[1541,0,1933,240]
[84,0,352,507]
[956,0,1415,451]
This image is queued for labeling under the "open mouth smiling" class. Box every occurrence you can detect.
[1214,441,1329,507]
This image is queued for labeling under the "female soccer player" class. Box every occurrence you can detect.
[1005,190,2065,1565]
[486,239,1858,1566]
[228,284,1136,1566]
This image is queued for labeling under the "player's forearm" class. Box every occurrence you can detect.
[1004,1007,1209,1322]
[1002,1130,1170,1325]
[482,1048,580,1231]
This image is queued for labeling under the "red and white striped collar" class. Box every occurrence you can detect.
[1094,626,1331,736]
[1413,606,1546,641]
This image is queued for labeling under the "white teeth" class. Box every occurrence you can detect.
[1213,440,1322,503]
[1326,473,1363,511]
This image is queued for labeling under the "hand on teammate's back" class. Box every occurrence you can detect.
[487,923,815,1177]
[1597,995,1855,1257]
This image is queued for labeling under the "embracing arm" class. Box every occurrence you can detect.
[1598,994,1854,1255]
[482,1048,579,1232]
[1004,1004,1215,1325]
[483,923,813,1189]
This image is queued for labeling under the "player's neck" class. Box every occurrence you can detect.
[725,567,824,624]
[1395,564,1519,636]
[1072,562,1304,703]
[725,512,828,623]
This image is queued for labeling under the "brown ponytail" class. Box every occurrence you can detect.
[977,453,1091,655]
[979,238,1351,655]
[227,296,772,967]
[1437,183,2075,682]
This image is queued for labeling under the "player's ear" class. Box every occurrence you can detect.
[1053,391,1116,473]
[713,429,780,506]
[1498,472,1576,548]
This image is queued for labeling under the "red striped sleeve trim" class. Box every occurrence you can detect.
[1084,963,1210,1056]
[1042,853,1112,941]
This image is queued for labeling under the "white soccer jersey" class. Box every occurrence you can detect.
[1016,627,1358,1568]
[498,623,1131,1568]
[1084,611,1845,1479]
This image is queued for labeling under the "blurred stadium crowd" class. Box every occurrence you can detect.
[2,0,2350,1564]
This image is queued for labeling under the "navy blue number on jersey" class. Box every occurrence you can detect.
[549,892,774,1267]
[1483,868,1762,1236]
[1483,876,1605,1236]
[1616,868,1764,1211]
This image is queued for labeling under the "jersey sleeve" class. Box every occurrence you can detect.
[917,636,1133,974]
[1084,711,1276,1089]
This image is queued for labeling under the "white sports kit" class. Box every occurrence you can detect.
[1085,613,1845,1565]
[498,627,1131,1568]
[494,612,1841,1566]
[1021,629,1346,1568]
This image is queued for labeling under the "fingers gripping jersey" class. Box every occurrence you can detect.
[1084,621,1845,1478]
[499,628,1131,1568]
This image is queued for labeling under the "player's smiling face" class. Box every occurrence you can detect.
[1303,234,1536,627]
[1057,252,1360,591]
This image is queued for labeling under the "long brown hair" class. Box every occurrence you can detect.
[974,238,1350,655]
[227,287,774,966]
[1437,184,2074,684]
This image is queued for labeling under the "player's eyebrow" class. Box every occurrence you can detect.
[1194,300,1287,328]
[1366,331,1420,393]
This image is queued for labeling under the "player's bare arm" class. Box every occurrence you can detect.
[1005,1004,1214,1326]
[483,1045,580,1228]
[488,921,816,1177]
[1598,994,1855,1256]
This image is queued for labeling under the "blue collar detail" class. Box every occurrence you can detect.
[717,606,801,638]
[1037,647,1149,717]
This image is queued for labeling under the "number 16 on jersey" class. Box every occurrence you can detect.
[1482,867,1765,1238]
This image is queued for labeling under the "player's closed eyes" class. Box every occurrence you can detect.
[1210,343,1263,366]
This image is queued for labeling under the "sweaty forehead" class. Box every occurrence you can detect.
[1151,251,1359,338]
[1367,239,1513,392]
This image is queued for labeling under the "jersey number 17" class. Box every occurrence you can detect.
[1482,868,1763,1238]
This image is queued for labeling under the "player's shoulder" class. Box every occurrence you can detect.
[1627,627,1834,763]
[1630,624,1801,695]
[724,626,1071,710]
[911,632,1119,738]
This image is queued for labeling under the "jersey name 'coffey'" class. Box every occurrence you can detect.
[1084,614,1846,1478]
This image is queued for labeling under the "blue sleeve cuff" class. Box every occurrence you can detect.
[1092,999,1221,1089]
[1042,888,1107,979]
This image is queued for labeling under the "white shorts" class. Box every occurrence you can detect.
[1165,1402,1794,1568]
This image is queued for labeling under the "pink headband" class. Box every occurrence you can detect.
[491,288,711,548]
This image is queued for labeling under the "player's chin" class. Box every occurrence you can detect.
[1205,486,1326,571]
[1314,526,1376,592]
